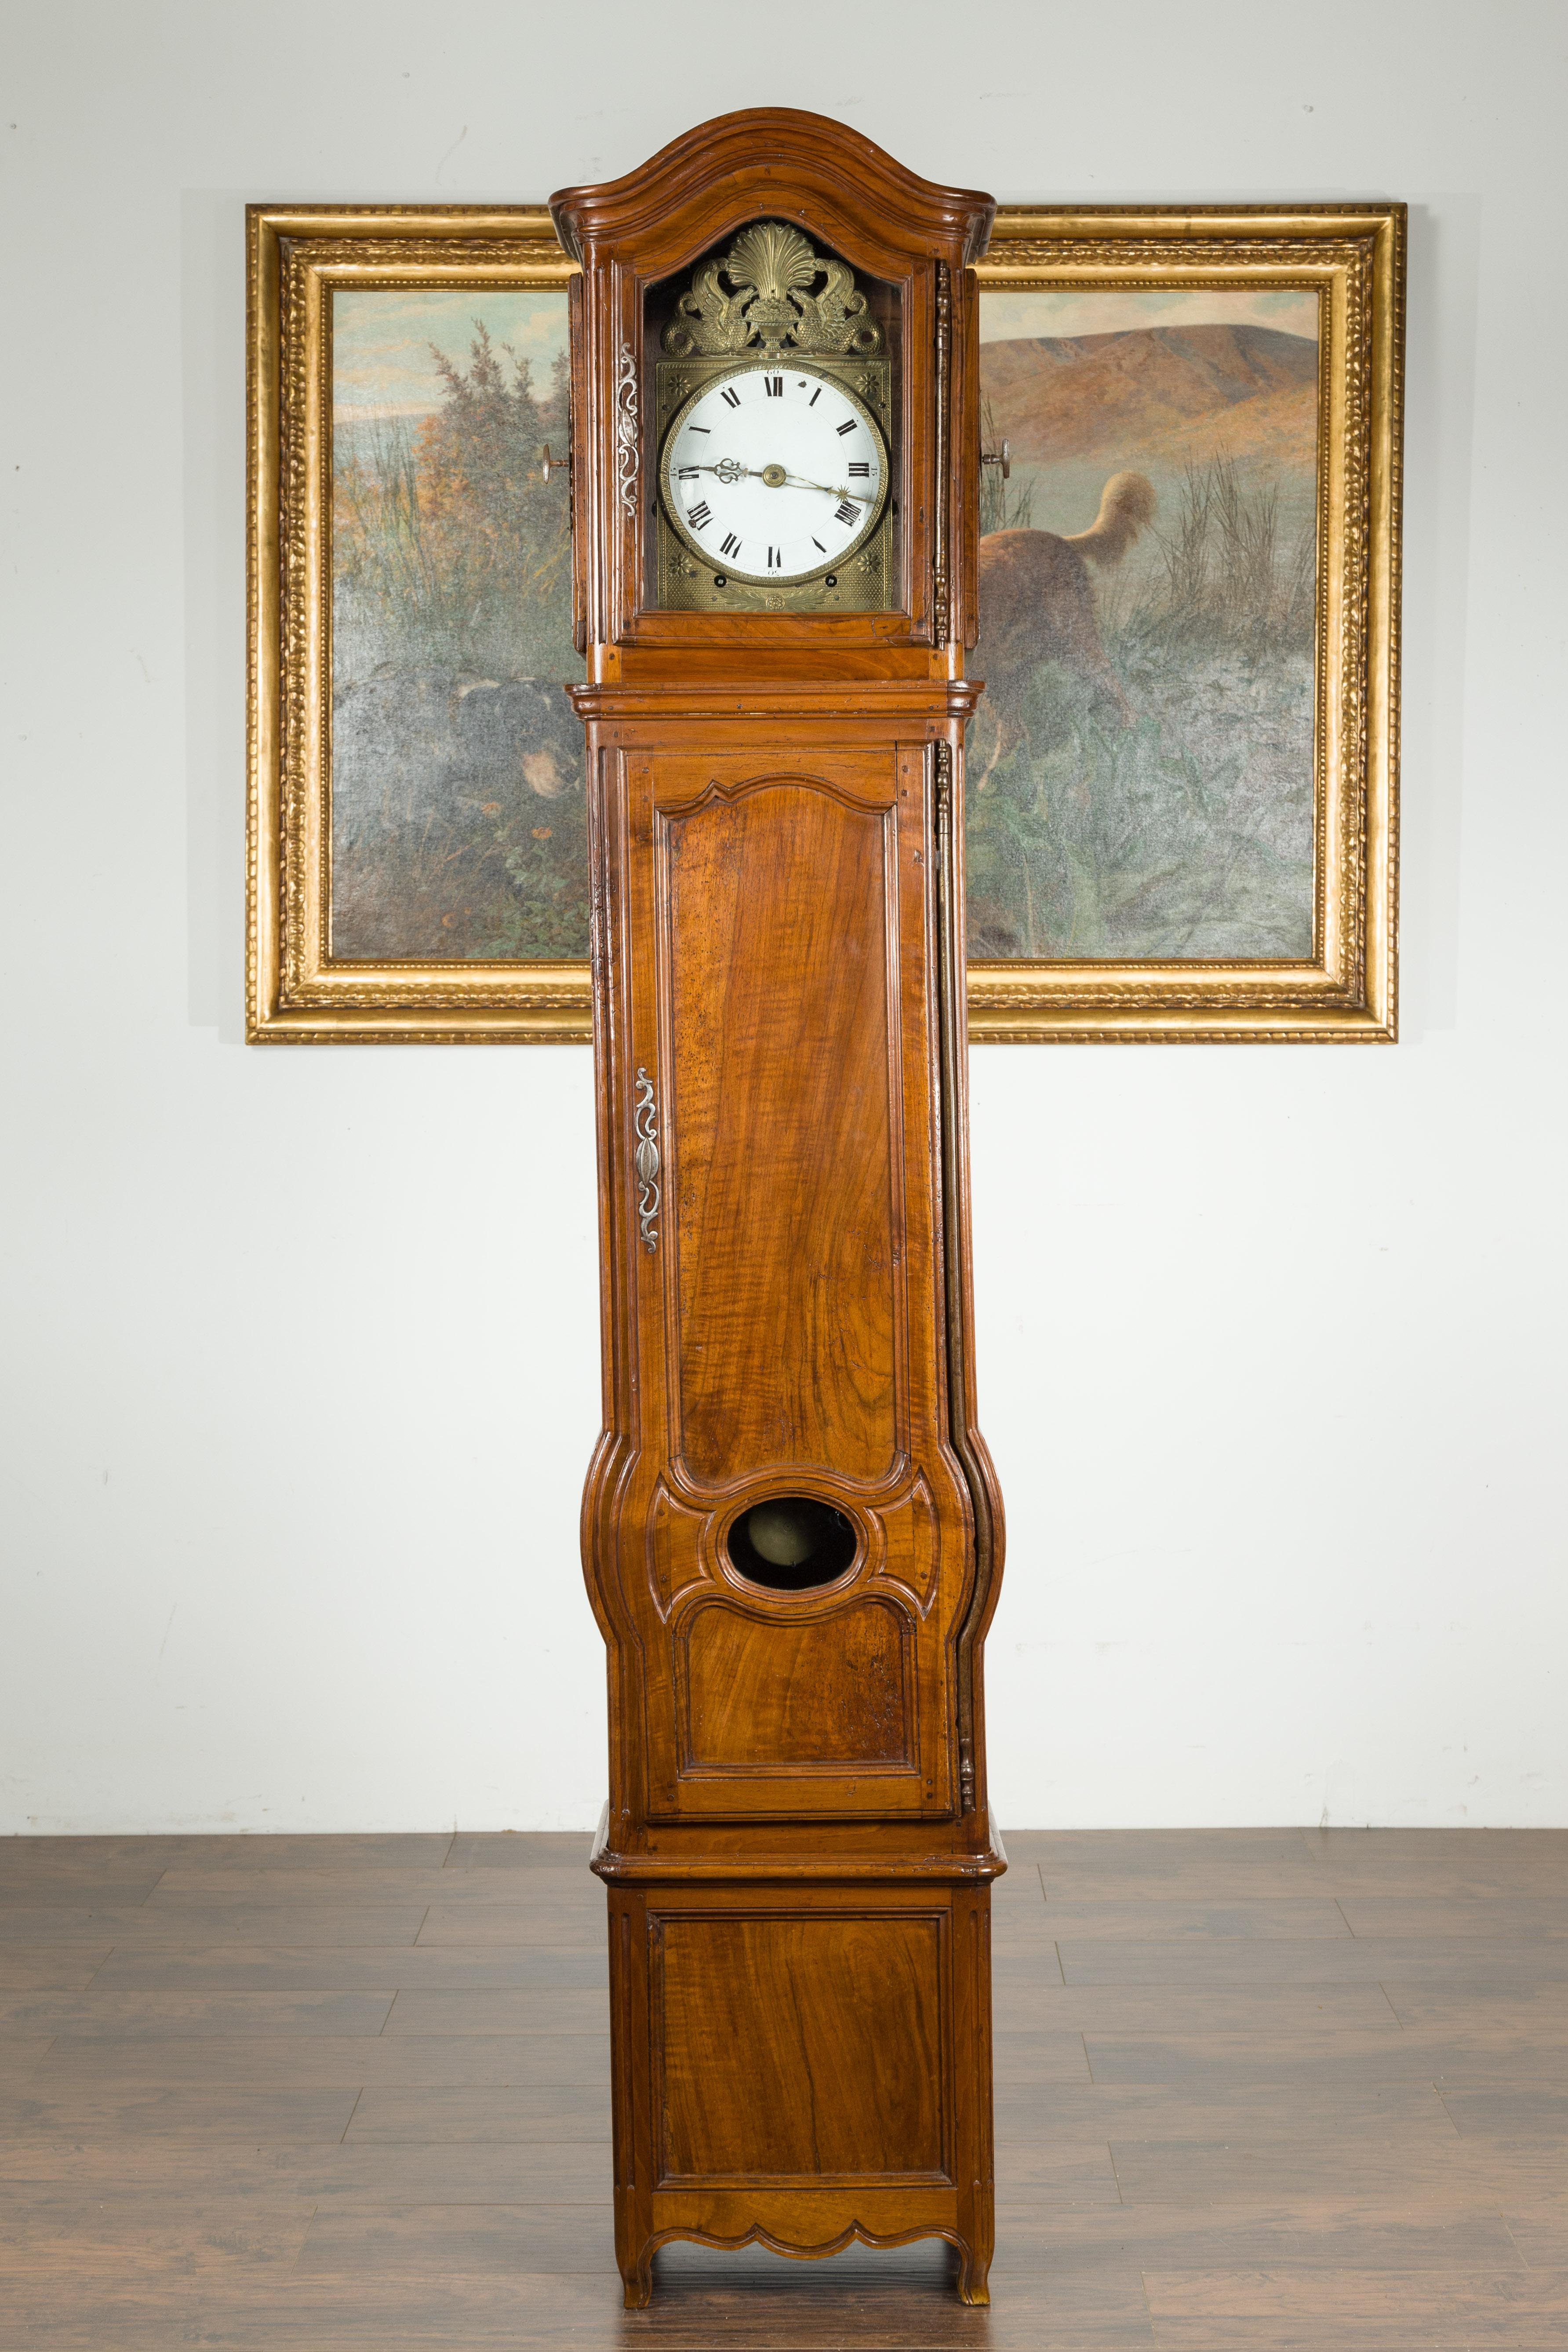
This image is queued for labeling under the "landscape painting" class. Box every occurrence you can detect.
[253,208,1397,1041]
[327,281,1322,972]
[330,287,587,962]
[969,285,1322,961]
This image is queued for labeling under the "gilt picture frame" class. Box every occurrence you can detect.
[247,203,1402,1043]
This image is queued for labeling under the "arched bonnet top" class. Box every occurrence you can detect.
[550,107,994,285]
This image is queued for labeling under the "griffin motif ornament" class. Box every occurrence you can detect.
[662,220,883,360]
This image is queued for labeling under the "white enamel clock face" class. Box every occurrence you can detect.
[660,364,889,586]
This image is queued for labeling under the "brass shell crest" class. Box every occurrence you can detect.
[662,220,884,360]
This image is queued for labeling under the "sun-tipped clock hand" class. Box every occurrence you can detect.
[782,473,872,503]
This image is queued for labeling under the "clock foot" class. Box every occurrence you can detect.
[620,2257,653,2310]
[957,2258,992,2307]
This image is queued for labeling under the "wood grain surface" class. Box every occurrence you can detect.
[3,1827,1567,2346]
[561,111,1008,2309]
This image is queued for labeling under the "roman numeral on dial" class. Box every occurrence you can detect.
[688,501,711,528]
[763,375,783,397]
[766,547,781,570]
[848,462,869,477]
[835,501,858,525]
[720,386,740,408]
[677,466,700,480]
[720,532,742,557]
[836,419,856,437]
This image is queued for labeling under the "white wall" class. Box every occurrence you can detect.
[3,1,1564,1834]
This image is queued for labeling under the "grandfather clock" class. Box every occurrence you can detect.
[551,110,1005,2309]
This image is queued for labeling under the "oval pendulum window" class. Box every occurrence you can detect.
[728,1497,859,1592]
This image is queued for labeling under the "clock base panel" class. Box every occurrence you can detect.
[599,1864,998,2308]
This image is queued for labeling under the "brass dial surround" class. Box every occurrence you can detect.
[658,360,891,589]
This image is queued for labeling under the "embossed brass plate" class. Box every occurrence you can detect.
[654,356,893,613]
[650,222,896,615]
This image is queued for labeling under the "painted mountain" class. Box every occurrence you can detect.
[981,322,1318,483]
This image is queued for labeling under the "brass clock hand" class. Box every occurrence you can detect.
[680,462,870,503]
[680,460,767,484]
[781,472,872,503]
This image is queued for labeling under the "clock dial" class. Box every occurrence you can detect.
[660,365,888,586]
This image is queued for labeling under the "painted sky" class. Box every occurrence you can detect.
[979,285,1319,344]
[333,288,570,420]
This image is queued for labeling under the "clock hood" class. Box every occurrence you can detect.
[550,107,995,280]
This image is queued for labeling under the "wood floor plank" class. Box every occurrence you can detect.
[411,1902,605,1948]
[960,2028,1090,2081]
[1025,1901,1353,1941]
[380,1987,608,2035]
[443,1833,596,1871]
[1385,1982,1568,2034]
[0,2039,52,2083]
[139,1864,600,1910]
[1082,2029,1568,2086]
[0,1989,394,2038]
[1304,1829,1568,1895]
[0,2084,362,2138]
[1441,2084,1568,2141]
[285,2142,613,2207]
[0,1902,433,1946]
[1055,1937,1568,1985]
[1005,1830,1326,1901]
[346,2087,612,2151]
[0,1835,193,1868]
[993,1982,1402,2035]
[33,2032,611,2089]
[352,2083,615,2137]
[991,2140,1124,2201]
[0,2194,317,2278]
[995,2197,1525,2270]
[994,2078,1462,2140]
[1502,2195,1568,2268]
[1142,2264,1568,2347]
[0,1945,113,1992]
[292,2200,616,2276]
[0,2137,608,2204]
[90,1942,609,1992]
[1339,1897,1568,1939]
[2,1833,455,1872]
[0,1868,167,1907]
[1108,2134,1488,2205]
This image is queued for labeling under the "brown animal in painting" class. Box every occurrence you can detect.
[971,470,1157,784]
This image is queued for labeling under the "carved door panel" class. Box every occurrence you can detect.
[617,746,972,1820]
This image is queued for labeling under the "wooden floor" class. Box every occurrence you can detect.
[3,1831,1567,2347]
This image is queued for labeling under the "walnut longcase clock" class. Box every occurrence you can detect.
[552,110,1004,2309]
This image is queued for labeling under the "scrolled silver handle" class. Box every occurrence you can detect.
[633,1068,660,1252]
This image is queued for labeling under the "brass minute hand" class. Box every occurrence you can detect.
[782,473,871,502]
[679,462,870,502]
